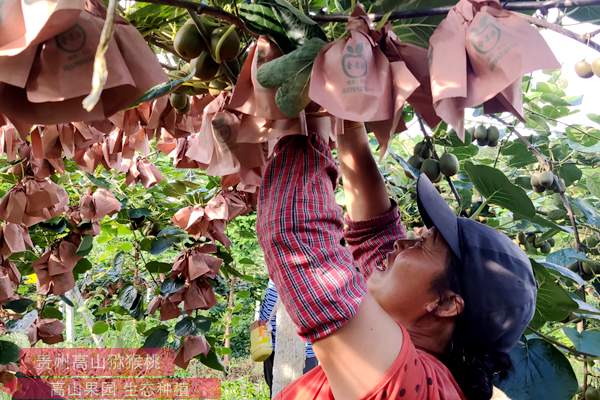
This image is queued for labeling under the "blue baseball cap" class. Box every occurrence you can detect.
[416,174,537,353]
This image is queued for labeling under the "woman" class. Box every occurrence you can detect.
[256,122,536,399]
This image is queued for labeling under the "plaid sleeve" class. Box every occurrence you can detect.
[257,135,367,343]
[344,202,407,280]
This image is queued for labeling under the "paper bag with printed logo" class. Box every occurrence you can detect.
[309,6,419,153]
[429,0,559,140]
[0,0,166,126]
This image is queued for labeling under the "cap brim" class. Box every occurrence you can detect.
[416,174,461,258]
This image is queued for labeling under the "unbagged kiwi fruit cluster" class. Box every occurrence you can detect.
[169,16,241,113]
[407,141,459,182]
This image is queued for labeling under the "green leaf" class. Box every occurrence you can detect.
[60,294,74,307]
[85,173,111,189]
[160,277,185,296]
[130,69,195,107]
[113,252,125,270]
[197,349,225,371]
[41,306,63,320]
[256,37,325,116]
[76,235,94,256]
[274,65,312,117]
[495,337,578,400]
[128,207,151,219]
[142,327,169,349]
[539,261,585,286]
[73,258,93,278]
[573,198,600,227]
[194,316,211,333]
[448,144,478,160]
[145,261,172,274]
[501,141,537,168]
[150,227,186,255]
[557,164,581,186]
[0,340,21,364]
[546,248,588,267]
[563,328,600,357]
[586,171,600,198]
[174,317,197,337]
[238,258,255,265]
[377,0,454,47]
[119,286,139,310]
[239,1,326,53]
[530,262,578,329]
[566,5,600,22]
[92,321,110,335]
[257,38,325,88]
[3,298,34,313]
[463,162,535,218]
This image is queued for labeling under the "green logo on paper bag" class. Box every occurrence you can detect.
[56,24,86,53]
[469,15,501,55]
[342,44,368,78]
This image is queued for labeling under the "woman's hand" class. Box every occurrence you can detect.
[337,121,391,221]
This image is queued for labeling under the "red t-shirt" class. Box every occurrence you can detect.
[275,326,465,400]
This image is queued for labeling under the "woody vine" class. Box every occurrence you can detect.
[0,0,599,399]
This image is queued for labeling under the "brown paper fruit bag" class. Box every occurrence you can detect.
[429,0,560,140]
[0,0,166,126]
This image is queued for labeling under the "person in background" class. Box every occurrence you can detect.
[258,279,318,397]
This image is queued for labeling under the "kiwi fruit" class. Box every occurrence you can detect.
[413,141,431,159]
[487,139,498,147]
[174,20,205,60]
[169,92,189,111]
[211,26,241,62]
[585,387,600,400]
[474,125,488,140]
[517,232,527,245]
[575,60,594,78]
[539,171,555,188]
[408,155,424,170]
[530,172,545,192]
[487,126,500,142]
[476,138,489,146]
[582,260,600,275]
[420,159,441,182]
[540,241,551,254]
[176,100,191,114]
[592,58,600,78]
[190,52,220,81]
[439,152,459,177]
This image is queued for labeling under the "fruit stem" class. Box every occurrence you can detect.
[214,24,238,64]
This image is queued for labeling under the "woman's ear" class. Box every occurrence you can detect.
[432,292,464,318]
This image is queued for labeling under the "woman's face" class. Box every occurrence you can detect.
[367,227,452,326]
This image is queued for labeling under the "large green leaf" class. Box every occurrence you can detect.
[197,349,225,372]
[76,235,94,256]
[119,286,139,310]
[546,248,588,267]
[586,171,600,198]
[92,321,110,335]
[239,0,326,53]
[563,328,600,357]
[142,327,169,349]
[130,69,195,108]
[495,338,578,400]
[463,162,535,218]
[0,340,21,364]
[174,316,197,337]
[557,164,582,186]
[257,38,325,117]
[501,141,537,168]
[530,262,578,329]
[145,261,172,274]
[567,5,600,23]
[3,298,34,313]
[573,198,600,227]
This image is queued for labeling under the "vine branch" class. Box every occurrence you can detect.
[135,0,254,35]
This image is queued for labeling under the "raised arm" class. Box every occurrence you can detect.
[337,122,406,279]
[337,121,391,221]
[256,134,403,399]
